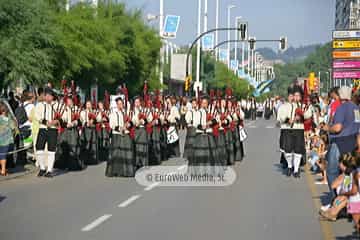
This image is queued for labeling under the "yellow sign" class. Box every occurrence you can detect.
[333,40,360,49]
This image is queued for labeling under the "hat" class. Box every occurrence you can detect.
[293,85,304,96]
[338,86,352,100]
[287,86,294,95]
[44,87,56,97]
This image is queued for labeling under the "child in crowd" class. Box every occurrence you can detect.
[308,131,328,185]
[319,153,356,222]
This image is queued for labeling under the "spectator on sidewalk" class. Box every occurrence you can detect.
[0,102,16,176]
[322,86,360,211]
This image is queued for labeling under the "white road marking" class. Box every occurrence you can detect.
[266,126,274,129]
[144,182,160,191]
[118,195,141,208]
[248,126,256,128]
[81,214,112,232]
[177,165,187,170]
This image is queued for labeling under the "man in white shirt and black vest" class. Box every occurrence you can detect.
[34,88,60,178]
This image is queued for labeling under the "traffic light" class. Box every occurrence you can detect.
[184,76,191,92]
[238,22,248,40]
[249,37,256,50]
[279,37,287,51]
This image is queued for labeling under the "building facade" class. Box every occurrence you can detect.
[335,0,360,30]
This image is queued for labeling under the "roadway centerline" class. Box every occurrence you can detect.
[81,214,112,232]
[144,182,160,191]
[118,194,141,208]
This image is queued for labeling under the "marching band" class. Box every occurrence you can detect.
[33,81,247,178]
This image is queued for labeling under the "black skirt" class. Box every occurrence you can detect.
[233,128,243,162]
[184,127,196,162]
[225,129,235,165]
[282,129,305,155]
[97,128,110,162]
[80,127,98,165]
[190,133,225,176]
[149,128,162,165]
[134,127,149,168]
[216,130,227,166]
[106,134,135,177]
[264,107,272,120]
[56,128,85,171]
[160,127,168,162]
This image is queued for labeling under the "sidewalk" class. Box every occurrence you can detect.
[0,163,37,182]
[305,167,355,239]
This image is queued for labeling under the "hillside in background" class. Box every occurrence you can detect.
[270,42,332,96]
[256,44,321,63]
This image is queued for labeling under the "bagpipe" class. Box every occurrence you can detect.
[121,84,135,139]
[95,91,111,133]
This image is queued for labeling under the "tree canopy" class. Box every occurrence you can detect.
[0,0,161,96]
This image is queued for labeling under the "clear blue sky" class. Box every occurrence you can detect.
[119,0,336,48]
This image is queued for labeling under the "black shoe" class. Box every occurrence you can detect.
[37,170,46,177]
[44,172,54,178]
[294,172,300,178]
[286,168,292,177]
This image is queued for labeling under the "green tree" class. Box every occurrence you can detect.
[0,0,55,87]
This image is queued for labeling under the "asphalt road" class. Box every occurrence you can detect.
[0,118,340,240]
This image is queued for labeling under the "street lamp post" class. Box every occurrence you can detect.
[215,0,220,61]
[195,0,202,94]
[204,0,208,32]
[247,42,251,77]
[227,5,236,68]
[158,0,165,92]
[234,16,241,73]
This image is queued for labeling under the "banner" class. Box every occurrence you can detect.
[162,15,180,39]
[333,71,360,79]
[333,60,360,69]
[333,40,360,49]
[219,49,228,63]
[202,33,214,51]
[333,51,360,59]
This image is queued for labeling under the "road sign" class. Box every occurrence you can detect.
[333,71,360,79]
[219,49,228,63]
[162,15,180,39]
[333,30,360,39]
[333,60,360,69]
[333,51,360,59]
[333,40,360,49]
[202,33,215,51]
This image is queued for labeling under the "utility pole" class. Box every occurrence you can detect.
[227,5,236,68]
[234,17,240,72]
[159,0,164,91]
[215,0,220,61]
[65,0,70,11]
[195,0,202,96]
[204,0,208,32]
[247,43,251,77]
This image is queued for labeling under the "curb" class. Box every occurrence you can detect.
[304,166,335,240]
[0,164,37,183]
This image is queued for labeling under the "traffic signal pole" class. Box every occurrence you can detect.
[185,27,242,96]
